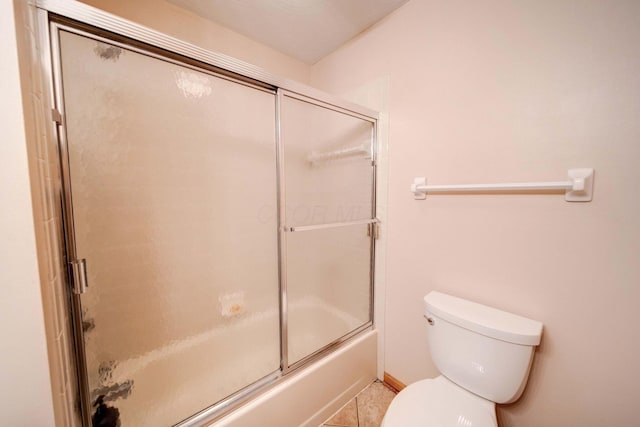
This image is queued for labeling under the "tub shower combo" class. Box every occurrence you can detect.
[37,2,380,426]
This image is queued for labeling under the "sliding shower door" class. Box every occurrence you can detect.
[55,28,280,426]
[280,93,376,366]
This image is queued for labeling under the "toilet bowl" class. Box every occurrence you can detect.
[382,291,543,427]
[382,376,496,427]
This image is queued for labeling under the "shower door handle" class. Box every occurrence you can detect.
[70,258,88,294]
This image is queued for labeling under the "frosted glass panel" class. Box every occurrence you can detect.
[282,96,374,227]
[286,225,372,364]
[59,31,279,426]
[282,96,374,366]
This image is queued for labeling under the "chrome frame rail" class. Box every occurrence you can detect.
[285,218,379,233]
[45,15,94,427]
[174,371,280,427]
[276,89,290,375]
[370,120,379,325]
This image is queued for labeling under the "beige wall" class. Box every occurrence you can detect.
[79,0,310,83]
[0,1,56,425]
[311,0,640,426]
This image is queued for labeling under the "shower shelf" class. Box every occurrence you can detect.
[307,143,371,165]
[411,168,594,202]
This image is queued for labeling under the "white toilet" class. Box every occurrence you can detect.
[382,291,543,427]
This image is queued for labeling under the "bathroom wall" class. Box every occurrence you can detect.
[78,0,310,83]
[310,0,640,426]
[0,1,56,425]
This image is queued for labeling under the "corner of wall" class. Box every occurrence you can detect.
[0,1,57,426]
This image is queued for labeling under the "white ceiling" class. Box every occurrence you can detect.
[166,0,409,64]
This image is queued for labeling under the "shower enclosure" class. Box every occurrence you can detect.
[43,6,378,426]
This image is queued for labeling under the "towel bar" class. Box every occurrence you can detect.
[411,168,594,202]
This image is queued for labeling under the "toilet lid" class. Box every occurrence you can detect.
[382,376,497,427]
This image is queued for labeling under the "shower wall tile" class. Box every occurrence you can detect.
[42,286,64,398]
[52,334,70,397]
[15,2,81,425]
[43,219,59,283]
[53,278,70,347]
[29,42,44,101]
[59,330,73,399]
[58,390,71,427]
[37,173,55,226]
[31,95,47,160]
[21,0,35,32]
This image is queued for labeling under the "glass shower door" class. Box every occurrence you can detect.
[55,28,280,426]
[280,93,376,366]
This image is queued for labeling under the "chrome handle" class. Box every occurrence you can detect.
[423,314,434,325]
[285,218,379,233]
[70,258,88,294]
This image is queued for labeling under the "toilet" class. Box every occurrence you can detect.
[382,291,543,427]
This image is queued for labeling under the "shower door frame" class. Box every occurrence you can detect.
[276,89,379,374]
[36,1,380,426]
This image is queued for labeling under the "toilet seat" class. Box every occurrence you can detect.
[382,376,497,427]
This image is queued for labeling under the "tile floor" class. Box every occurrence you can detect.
[320,381,397,427]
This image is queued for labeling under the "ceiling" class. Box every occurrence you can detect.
[166,0,409,64]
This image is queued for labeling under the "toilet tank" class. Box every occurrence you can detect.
[424,292,543,404]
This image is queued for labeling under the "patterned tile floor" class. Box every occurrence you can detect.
[321,381,397,427]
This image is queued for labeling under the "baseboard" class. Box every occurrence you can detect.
[383,372,406,393]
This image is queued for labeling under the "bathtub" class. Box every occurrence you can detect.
[98,297,377,426]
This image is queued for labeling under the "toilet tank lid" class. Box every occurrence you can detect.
[424,292,543,346]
